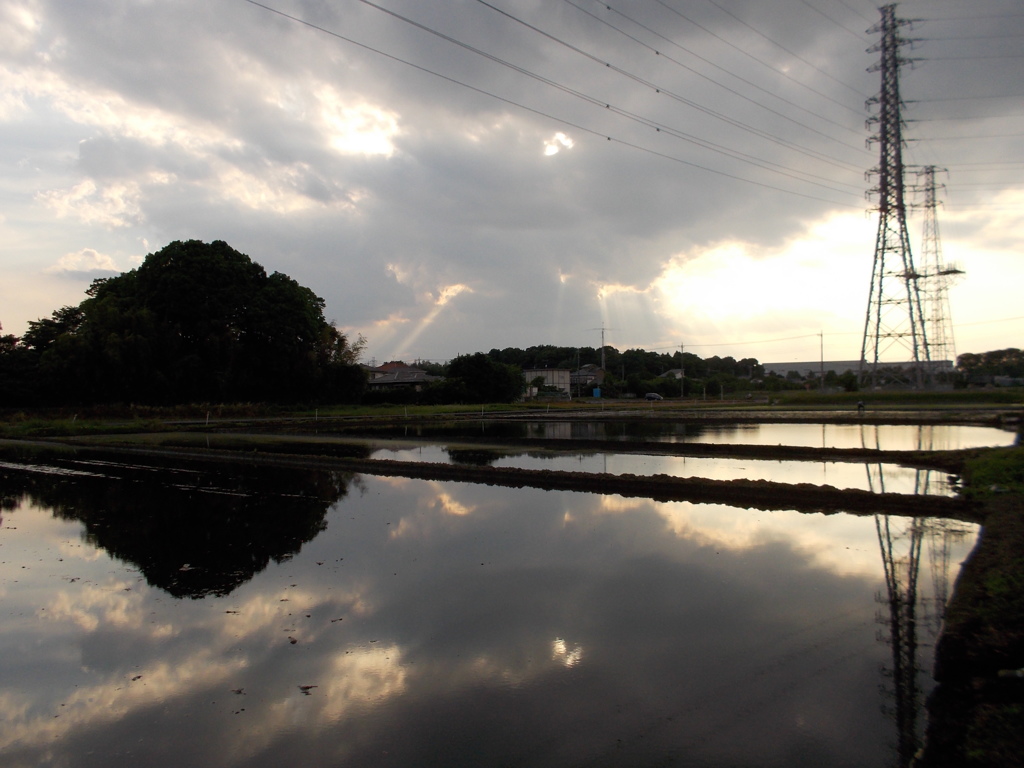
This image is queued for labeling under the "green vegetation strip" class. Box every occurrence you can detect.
[918,446,1024,767]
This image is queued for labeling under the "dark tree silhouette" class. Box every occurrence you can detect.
[3,240,365,405]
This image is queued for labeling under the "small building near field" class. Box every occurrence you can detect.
[523,368,571,396]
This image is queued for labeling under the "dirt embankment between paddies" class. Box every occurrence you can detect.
[12,435,979,521]
[917,494,1024,768]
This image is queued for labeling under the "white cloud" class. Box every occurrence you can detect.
[46,246,118,274]
[0,2,42,58]
[317,85,399,157]
[543,131,574,156]
[37,180,142,228]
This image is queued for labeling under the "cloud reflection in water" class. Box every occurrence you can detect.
[0,461,977,767]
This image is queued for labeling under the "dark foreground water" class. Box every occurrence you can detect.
[0,452,977,767]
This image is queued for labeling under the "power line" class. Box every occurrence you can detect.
[563,0,868,147]
[955,315,1024,328]
[945,203,1024,210]
[914,133,1024,140]
[946,182,1024,188]
[794,0,870,41]
[908,113,1024,121]
[241,0,1018,214]
[588,0,869,136]
[645,0,867,117]
[401,0,865,186]
[912,94,1024,102]
[832,0,878,26]
[697,0,869,99]
[912,14,1024,23]
[650,333,824,350]
[240,0,861,205]
[923,53,1024,61]
[926,33,1024,40]
[465,0,865,172]
[945,161,1024,168]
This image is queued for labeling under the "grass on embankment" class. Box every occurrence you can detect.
[921,443,1024,767]
[949,446,1024,646]
[0,416,169,439]
[962,445,1024,499]
[0,401,551,439]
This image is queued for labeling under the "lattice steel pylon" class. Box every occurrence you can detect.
[861,5,930,389]
[916,165,963,381]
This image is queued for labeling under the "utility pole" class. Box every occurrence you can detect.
[820,332,825,391]
[860,4,929,389]
[589,326,612,371]
[679,343,685,398]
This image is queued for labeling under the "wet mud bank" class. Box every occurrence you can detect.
[341,433,977,470]
[917,495,1024,767]
[251,451,974,518]
[17,437,978,520]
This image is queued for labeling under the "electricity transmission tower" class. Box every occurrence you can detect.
[916,165,963,380]
[861,5,930,389]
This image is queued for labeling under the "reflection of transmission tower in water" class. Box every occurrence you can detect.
[860,5,930,389]
[861,424,972,766]
[875,514,924,767]
[923,520,970,638]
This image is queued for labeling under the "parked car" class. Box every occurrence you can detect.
[645,392,664,401]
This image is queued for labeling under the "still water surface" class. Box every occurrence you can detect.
[371,445,956,495]
[355,420,1014,451]
[0,449,977,767]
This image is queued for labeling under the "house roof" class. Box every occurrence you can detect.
[366,369,441,388]
[376,361,414,372]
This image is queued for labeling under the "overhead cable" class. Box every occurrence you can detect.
[684,0,869,101]
[465,0,865,170]
[240,0,861,206]
[566,0,868,145]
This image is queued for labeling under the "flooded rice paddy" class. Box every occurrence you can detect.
[371,444,958,496]
[351,419,1015,451]
[0,421,1005,767]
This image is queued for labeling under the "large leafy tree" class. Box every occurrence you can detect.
[444,353,524,404]
[7,240,365,405]
[957,348,1024,378]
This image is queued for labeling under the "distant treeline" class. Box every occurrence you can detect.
[484,346,766,398]
[957,349,1024,379]
[486,345,762,381]
[2,239,1017,407]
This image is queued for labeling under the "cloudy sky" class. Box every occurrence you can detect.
[2,0,1021,366]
